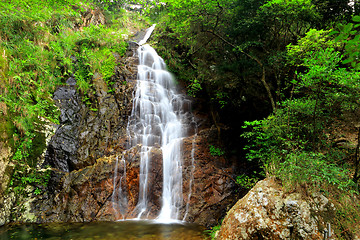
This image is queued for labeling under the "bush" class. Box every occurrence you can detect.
[0,0,131,196]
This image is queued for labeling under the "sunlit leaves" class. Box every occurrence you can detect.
[334,15,360,70]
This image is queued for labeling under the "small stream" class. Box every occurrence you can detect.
[0,221,208,240]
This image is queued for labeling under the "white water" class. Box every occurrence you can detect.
[111,155,128,218]
[113,25,196,221]
[138,24,156,46]
[131,43,185,220]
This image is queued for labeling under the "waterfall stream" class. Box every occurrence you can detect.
[112,25,196,222]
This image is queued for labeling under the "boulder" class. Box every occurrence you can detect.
[217,178,336,239]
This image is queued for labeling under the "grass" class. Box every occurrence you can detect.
[0,0,147,197]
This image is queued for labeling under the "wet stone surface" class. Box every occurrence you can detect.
[28,43,239,227]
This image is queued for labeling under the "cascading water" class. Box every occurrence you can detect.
[132,43,182,220]
[112,25,196,221]
[111,155,127,218]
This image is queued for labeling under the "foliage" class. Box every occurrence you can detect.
[333,15,360,70]
[9,166,52,196]
[209,145,225,157]
[242,117,356,193]
[236,173,260,189]
[312,0,355,26]
[100,50,117,80]
[333,193,360,239]
[241,27,360,193]
[205,222,222,240]
[259,0,320,47]
[0,0,130,196]
[143,0,360,235]
[187,78,202,97]
[279,152,355,191]
[287,29,336,66]
[149,0,337,125]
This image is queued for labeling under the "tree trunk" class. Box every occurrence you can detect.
[204,30,276,112]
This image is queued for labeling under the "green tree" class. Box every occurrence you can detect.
[242,28,360,191]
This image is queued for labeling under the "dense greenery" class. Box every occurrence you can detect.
[141,0,360,237]
[1,0,360,236]
[0,0,133,197]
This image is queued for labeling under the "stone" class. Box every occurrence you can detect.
[43,47,137,173]
[217,178,336,240]
[31,128,238,225]
[3,40,239,227]
[0,137,11,196]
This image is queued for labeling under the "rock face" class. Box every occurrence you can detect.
[44,54,137,172]
[82,7,106,27]
[34,156,118,222]
[32,128,237,226]
[0,121,11,196]
[0,107,12,226]
[181,129,238,227]
[28,44,238,226]
[217,178,336,240]
[44,85,81,172]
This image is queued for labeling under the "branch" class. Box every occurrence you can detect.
[204,30,276,112]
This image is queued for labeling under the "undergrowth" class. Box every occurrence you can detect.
[0,0,136,197]
[205,221,222,240]
[324,188,360,239]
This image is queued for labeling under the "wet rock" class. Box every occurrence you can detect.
[34,156,119,222]
[33,46,138,221]
[66,77,76,86]
[44,48,137,173]
[0,110,12,197]
[32,127,238,225]
[44,85,81,172]
[180,129,238,227]
[113,128,238,223]
[0,192,16,226]
[27,44,237,226]
[75,73,135,169]
[0,131,11,196]
[0,112,14,226]
[217,178,336,239]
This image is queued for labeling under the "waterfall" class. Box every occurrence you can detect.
[111,155,127,218]
[112,25,196,221]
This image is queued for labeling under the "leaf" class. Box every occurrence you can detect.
[343,23,354,33]
[353,15,360,22]
[341,58,352,64]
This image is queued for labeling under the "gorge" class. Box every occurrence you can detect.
[1,1,360,239]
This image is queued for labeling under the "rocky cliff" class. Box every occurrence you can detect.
[0,41,239,227]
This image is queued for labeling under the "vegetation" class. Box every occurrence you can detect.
[235,173,260,189]
[209,145,225,157]
[0,0,133,197]
[205,221,222,240]
[141,0,360,237]
[1,0,360,236]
